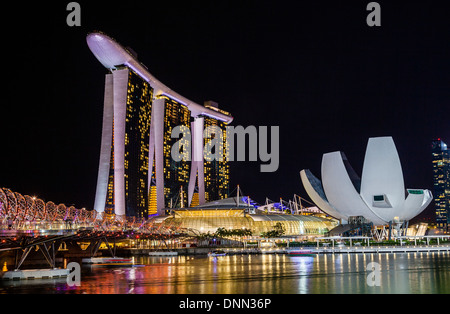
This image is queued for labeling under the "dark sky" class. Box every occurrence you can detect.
[1,1,448,221]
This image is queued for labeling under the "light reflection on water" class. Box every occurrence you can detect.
[1,252,450,294]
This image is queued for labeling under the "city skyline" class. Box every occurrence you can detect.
[1,1,449,222]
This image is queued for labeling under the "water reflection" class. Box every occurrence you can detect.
[1,252,449,294]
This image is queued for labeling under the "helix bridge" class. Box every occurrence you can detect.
[0,187,186,233]
[0,187,96,229]
[0,187,188,271]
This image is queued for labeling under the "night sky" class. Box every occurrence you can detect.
[1,1,448,222]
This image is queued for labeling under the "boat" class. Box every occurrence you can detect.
[148,251,179,256]
[82,257,134,266]
[287,250,315,257]
[208,250,227,257]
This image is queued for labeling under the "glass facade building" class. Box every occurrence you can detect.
[106,69,153,218]
[161,95,191,209]
[161,208,338,237]
[124,71,152,218]
[99,72,232,219]
[100,71,232,218]
[203,116,230,202]
[95,68,232,219]
[432,139,450,231]
[89,32,234,219]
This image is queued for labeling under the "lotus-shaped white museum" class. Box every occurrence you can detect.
[300,137,432,226]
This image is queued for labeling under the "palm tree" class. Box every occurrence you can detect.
[215,227,227,238]
[273,222,286,236]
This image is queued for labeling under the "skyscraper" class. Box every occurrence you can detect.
[161,95,191,209]
[431,138,450,231]
[203,111,230,202]
[187,101,230,206]
[87,32,233,219]
[97,67,152,219]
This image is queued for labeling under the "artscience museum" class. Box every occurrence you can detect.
[300,137,432,227]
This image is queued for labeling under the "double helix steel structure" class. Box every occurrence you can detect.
[0,187,187,237]
[0,187,96,230]
[0,187,189,272]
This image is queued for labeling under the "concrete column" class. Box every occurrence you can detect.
[149,98,165,215]
[188,117,205,206]
[147,107,156,201]
[94,74,114,215]
[112,68,129,217]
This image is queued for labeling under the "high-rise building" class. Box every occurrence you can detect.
[88,32,233,219]
[98,67,153,219]
[161,95,191,209]
[203,114,230,202]
[431,138,450,231]
[187,101,231,206]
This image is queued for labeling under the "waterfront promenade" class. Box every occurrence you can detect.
[311,244,450,254]
[134,243,450,256]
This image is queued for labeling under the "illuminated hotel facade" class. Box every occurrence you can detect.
[87,32,233,219]
[432,139,450,231]
[203,102,230,203]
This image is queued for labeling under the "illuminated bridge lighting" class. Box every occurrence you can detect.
[0,188,173,234]
[0,187,95,229]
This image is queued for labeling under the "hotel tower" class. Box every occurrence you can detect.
[87,32,233,219]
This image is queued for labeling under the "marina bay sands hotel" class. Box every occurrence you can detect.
[87,32,233,219]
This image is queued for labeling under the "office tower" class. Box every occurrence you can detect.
[432,139,450,231]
